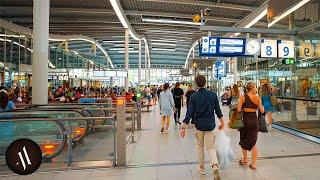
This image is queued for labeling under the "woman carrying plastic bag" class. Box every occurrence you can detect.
[215,130,235,169]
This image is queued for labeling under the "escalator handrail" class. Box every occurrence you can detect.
[276,96,320,102]
[0,116,115,122]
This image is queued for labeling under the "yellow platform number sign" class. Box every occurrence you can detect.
[299,43,314,58]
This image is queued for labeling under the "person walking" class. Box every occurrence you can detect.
[159,83,175,133]
[151,85,158,105]
[237,82,264,170]
[185,84,196,124]
[228,84,240,128]
[157,85,163,100]
[180,75,224,179]
[172,82,184,125]
[261,84,275,131]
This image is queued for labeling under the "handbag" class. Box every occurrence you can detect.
[258,112,268,133]
[270,94,278,106]
[230,111,244,129]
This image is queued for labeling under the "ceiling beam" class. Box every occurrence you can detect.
[1,7,246,24]
[135,0,256,11]
[126,10,240,23]
[297,21,320,34]
[200,26,296,35]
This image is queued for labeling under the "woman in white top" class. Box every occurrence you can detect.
[159,83,176,133]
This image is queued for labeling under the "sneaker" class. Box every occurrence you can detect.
[212,166,220,180]
[197,166,206,175]
[160,127,164,133]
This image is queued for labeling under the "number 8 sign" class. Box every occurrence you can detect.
[261,39,277,58]
[278,40,294,58]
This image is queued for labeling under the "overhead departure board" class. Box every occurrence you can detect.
[200,36,245,57]
[219,38,245,55]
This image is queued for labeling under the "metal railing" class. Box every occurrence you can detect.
[0,99,143,174]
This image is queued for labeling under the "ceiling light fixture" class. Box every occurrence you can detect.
[110,0,150,67]
[151,39,178,43]
[0,34,25,38]
[245,8,268,28]
[146,30,195,35]
[117,50,139,53]
[152,48,176,52]
[89,60,94,65]
[109,48,134,51]
[268,0,311,27]
[233,8,267,37]
[110,0,128,28]
[151,42,177,47]
[142,18,201,26]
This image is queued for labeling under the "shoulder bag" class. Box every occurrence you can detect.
[270,94,278,106]
[230,96,244,129]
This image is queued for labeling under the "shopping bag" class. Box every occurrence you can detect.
[258,113,268,133]
[215,131,234,169]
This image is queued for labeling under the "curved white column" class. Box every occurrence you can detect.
[32,0,49,105]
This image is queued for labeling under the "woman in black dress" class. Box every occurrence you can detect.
[237,82,264,170]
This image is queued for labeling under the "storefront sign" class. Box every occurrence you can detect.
[261,39,278,58]
[278,40,294,58]
[299,43,314,58]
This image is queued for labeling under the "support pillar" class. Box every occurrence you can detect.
[144,44,147,85]
[32,0,49,105]
[116,98,126,166]
[136,98,141,130]
[124,29,129,92]
[289,13,298,128]
[256,33,261,85]
[110,77,113,88]
[138,40,142,86]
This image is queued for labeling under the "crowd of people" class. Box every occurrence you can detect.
[1,77,278,179]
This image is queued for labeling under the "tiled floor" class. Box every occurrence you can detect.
[1,105,320,180]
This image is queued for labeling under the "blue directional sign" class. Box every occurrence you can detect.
[200,36,246,57]
[214,60,226,79]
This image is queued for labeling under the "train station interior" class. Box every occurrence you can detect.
[0,0,320,179]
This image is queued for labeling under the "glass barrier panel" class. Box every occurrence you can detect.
[0,119,66,172]
[274,97,320,138]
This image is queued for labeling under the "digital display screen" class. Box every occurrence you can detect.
[200,37,245,57]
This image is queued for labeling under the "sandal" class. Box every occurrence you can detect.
[239,160,247,167]
[249,164,257,170]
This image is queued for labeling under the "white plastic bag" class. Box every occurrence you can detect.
[215,130,234,169]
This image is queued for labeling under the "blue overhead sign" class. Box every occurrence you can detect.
[200,36,246,57]
[214,60,226,79]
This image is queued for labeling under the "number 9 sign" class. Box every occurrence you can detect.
[278,40,294,58]
[299,43,314,58]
